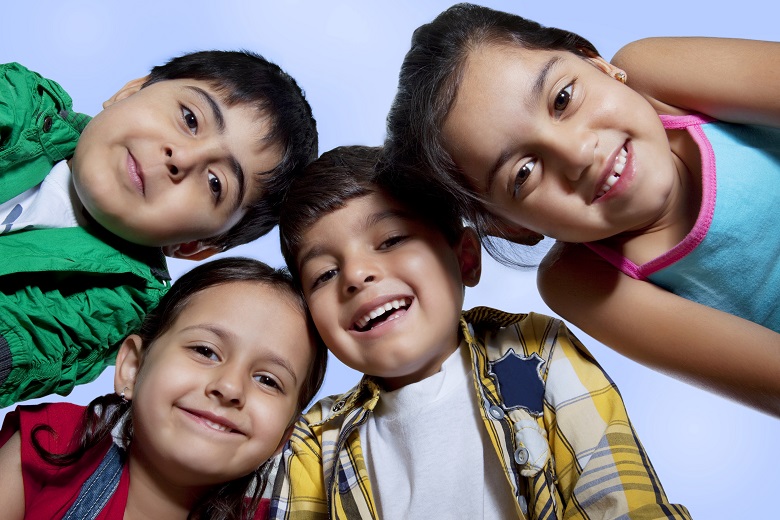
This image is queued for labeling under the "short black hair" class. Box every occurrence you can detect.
[279,145,464,285]
[145,50,318,250]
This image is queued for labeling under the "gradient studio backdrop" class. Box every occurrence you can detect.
[1,1,777,517]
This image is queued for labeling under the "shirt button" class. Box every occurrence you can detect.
[42,116,53,132]
[514,446,529,465]
[488,405,505,420]
[332,399,346,412]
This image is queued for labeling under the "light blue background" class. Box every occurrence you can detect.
[2,2,777,517]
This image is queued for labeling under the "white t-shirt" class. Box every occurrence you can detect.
[360,344,518,519]
[0,160,81,234]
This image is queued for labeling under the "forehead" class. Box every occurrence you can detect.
[169,282,312,373]
[297,192,426,258]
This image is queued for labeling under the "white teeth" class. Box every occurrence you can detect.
[596,146,627,198]
[355,298,410,329]
[202,418,231,432]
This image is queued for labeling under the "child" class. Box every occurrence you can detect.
[0,257,328,520]
[270,146,689,519]
[0,51,317,407]
[383,3,780,415]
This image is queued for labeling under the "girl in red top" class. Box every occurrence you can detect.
[0,257,327,520]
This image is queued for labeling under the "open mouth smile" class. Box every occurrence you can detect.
[181,407,242,435]
[352,297,412,332]
[595,145,627,199]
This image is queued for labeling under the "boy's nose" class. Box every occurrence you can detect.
[164,143,210,178]
[343,259,380,295]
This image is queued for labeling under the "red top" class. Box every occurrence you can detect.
[0,402,271,519]
[0,402,129,519]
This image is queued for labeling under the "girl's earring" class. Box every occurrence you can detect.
[614,71,627,84]
[120,387,130,403]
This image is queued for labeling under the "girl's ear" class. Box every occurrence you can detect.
[114,334,144,400]
[103,75,149,109]
[586,55,626,81]
[456,227,482,287]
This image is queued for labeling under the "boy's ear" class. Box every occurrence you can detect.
[103,75,150,109]
[456,227,482,287]
[163,241,221,261]
[115,334,143,400]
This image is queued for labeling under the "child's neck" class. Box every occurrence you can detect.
[124,453,209,520]
[608,128,702,265]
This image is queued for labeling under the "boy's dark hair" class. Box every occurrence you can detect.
[384,3,598,252]
[32,257,327,520]
[279,145,464,284]
[144,50,318,251]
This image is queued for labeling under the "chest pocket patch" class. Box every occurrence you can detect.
[489,349,545,416]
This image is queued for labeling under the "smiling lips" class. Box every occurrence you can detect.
[352,297,412,332]
[127,152,145,194]
[182,407,241,435]
[595,145,628,199]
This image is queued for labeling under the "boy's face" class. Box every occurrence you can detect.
[297,191,480,390]
[71,77,282,253]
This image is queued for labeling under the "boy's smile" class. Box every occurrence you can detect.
[71,77,282,249]
[298,191,480,390]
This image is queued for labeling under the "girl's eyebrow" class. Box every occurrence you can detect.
[484,55,563,194]
[530,56,563,106]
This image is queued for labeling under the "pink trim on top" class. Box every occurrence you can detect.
[585,113,718,280]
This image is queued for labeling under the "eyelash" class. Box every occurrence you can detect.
[553,81,575,114]
[181,106,198,134]
[512,159,536,198]
[254,374,281,390]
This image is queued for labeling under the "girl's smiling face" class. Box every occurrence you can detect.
[116,281,314,490]
[442,43,682,243]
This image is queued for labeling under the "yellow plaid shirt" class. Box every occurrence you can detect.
[270,308,691,519]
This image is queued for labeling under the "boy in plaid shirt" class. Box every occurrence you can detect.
[271,146,689,519]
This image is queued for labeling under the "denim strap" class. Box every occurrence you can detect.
[62,443,123,520]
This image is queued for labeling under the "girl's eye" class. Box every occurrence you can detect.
[513,159,536,197]
[379,235,407,249]
[208,173,222,199]
[254,374,281,390]
[191,345,219,361]
[182,106,198,133]
[553,83,573,113]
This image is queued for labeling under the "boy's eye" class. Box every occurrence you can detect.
[313,268,338,289]
[379,235,407,249]
[208,173,222,198]
[182,106,198,134]
[513,159,536,197]
[553,83,573,113]
[191,345,219,361]
[254,373,281,390]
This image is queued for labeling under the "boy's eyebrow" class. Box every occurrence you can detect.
[180,324,299,385]
[186,86,247,209]
[484,55,561,194]
[298,208,412,268]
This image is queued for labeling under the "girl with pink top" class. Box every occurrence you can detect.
[384,3,780,416]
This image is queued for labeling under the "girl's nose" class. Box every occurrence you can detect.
[207,368,244,406]
[546,128,597,182]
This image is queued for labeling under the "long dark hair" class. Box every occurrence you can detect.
[384,3,599,259]
[32,257,327,520]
